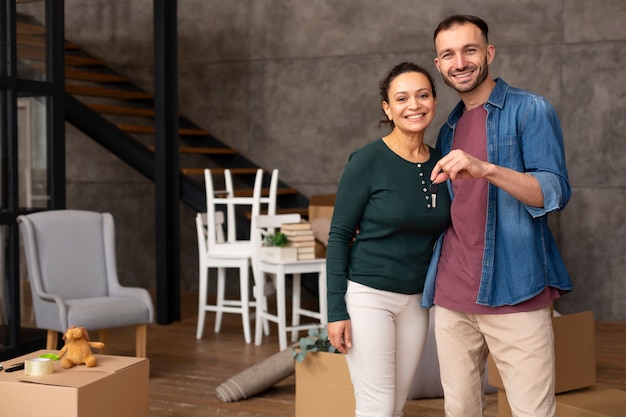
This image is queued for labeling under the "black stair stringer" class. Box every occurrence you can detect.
[65,93,206,212]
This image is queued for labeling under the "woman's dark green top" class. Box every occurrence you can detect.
[326,139,451,322]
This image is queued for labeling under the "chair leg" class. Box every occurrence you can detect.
[214,267,226,333]
[253,275,272,337]
[135,324,147,358]
[319,266,328,324]
[98,329,108,354]
[46,330,58,350]
[276,270,288,351]
[254,272,272,345]
[196,264,208,339]
[239,265,252,344]
[291,273,302,342]
[263,276,272,336]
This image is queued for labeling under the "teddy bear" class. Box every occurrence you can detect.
[58,326,105,369]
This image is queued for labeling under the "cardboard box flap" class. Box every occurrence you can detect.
[3,351,145,388]
[556,385,626,416]
[19,370,106,388]
[0,350,149,417]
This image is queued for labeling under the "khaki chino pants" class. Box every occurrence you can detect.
[434,305,556,417]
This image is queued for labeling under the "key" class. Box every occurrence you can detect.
[428,182,439,208]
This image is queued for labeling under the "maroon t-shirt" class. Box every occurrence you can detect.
[434,105,557,313]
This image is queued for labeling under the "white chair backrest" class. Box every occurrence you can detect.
[19,210,112,299]
[195,211,226,260]
[222,169,237,242]
[262,169,279,216]
[204,168,283,258]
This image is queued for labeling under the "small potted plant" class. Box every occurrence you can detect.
[260,230,298,262]
[264,231,289,247]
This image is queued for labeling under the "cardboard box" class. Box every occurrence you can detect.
[556,385,626,417]
[295,351,354,417]
[0,350,149,417]
[498,385,626,417]
[488,310,596,394]
[307,194,335,259]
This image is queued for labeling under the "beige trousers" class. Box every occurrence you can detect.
[434,305,556,417]
[344,281,429,417]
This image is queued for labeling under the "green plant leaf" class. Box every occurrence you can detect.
[291,325,341,362]
[272,232,288,247]
[263,232,289,247]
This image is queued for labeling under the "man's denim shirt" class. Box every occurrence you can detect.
[422,78,573,308]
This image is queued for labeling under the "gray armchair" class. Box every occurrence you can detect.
[17,210,154,357]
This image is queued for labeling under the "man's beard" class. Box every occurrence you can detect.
[442,57,489,94]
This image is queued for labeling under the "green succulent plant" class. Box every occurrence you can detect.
[263,231,289,247]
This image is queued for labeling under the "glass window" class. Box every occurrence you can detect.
[18,226,36,332]
[0,221,40,349]
[0,90,5,348]
[17,95,49,210]
[16,0,47,81]
[0,224,8,348]
[0,3,6,76]
[0,91,4,211]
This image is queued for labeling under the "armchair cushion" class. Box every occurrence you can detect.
[66,297,152,330]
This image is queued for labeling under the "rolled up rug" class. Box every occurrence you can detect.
[216,348,295,402]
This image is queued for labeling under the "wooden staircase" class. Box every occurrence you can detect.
[16,18,310,217]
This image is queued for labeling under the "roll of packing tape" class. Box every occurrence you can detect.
[24,357,54,376]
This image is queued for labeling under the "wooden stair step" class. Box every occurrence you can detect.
[234,188,298,197]
[18,48,98,65]
[119,125,208,136]
[16,22,46,35]
[277,207,310,216]
[65,42,79,50]
[181,167,257,175]
[17,45,46,62]
[66,84,153,99]
[177,147,236,154]
[65,54,105,66]
[147,146,237,156]
[65,69,129,83]
[88,103,154,117]
[27,65,125,83]
[17,33,78,50]
[17,34,45,48]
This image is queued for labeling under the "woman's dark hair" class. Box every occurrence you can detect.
[433,14,489,44]
[378,62,437,129]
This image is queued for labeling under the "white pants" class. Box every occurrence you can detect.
[435,305,556,417]
[345,281,429,417]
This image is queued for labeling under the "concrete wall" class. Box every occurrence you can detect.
[51,0,625,320]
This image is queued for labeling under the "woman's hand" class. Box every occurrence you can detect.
[327,320,352,354]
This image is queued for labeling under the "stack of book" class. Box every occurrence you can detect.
[281,222,316,260]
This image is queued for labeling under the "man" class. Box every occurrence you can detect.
[421,15,573,417]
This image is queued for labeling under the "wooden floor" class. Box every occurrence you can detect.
[102,292,626,417]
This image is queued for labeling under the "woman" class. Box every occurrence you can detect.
[326,62,451,417]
